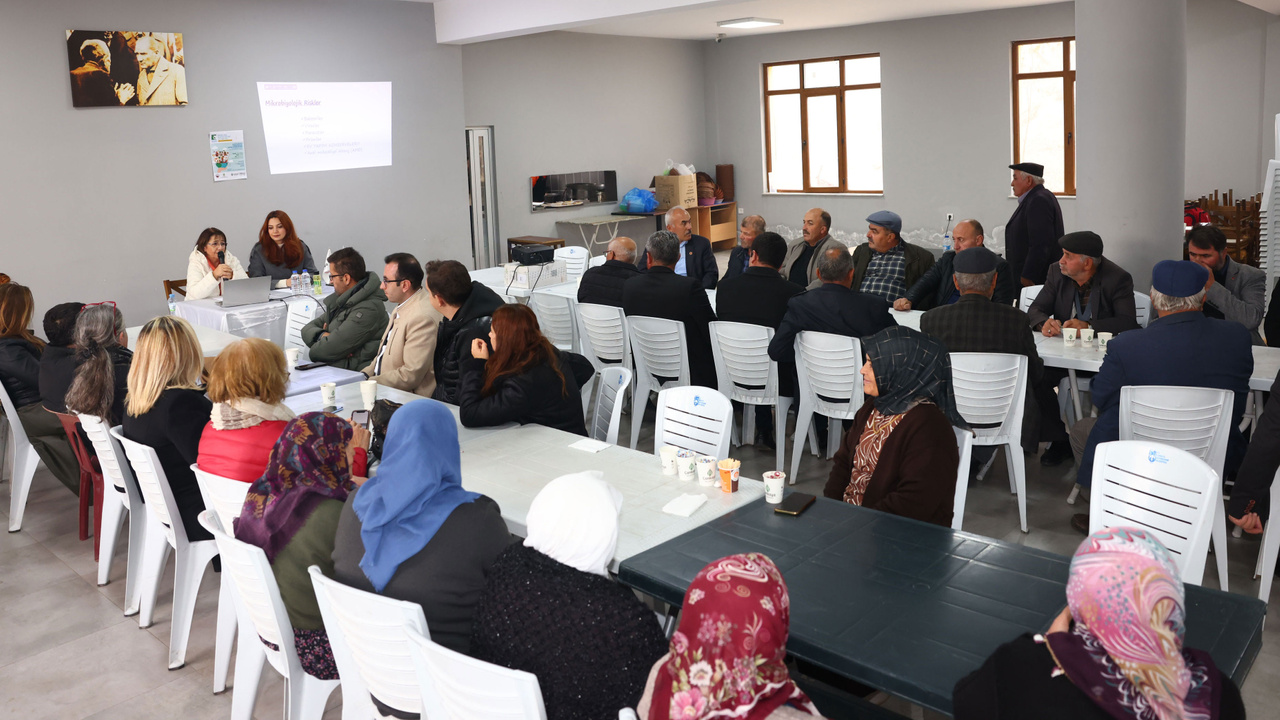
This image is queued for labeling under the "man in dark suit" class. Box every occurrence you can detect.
[69,39,131,107]
[895,219,1016,311]
[576,236,641,307]
[1186,224,1266,344]
[920,246,1043,452]
[1005,162,1065,286]
[1027,231,1141,465]
[850,210,935,303]
[1068,260,1253,534]
[722,214,766,283]
[623,230,718,387]
[716,232,805,446]
[769,247,897,363]
[637,206,719,289]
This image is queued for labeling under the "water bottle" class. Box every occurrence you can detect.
[290,271,301,295]
[167,291,179,315]
[312,273,322,295]
[942,231,952,254]
[299,269,312,297]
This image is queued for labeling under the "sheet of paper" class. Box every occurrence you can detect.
[569,438,611,453]
[209,130,247,182]
[662,493,708,518]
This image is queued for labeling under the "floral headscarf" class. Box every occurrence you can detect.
[1043,527,1220,720]
[649,553,819,720]
[234,412,356,562]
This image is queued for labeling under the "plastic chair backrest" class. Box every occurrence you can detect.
[308,566,428,716]
[554,246,590,277]
[1134,292,1152,327]
[951,427,974,531]
[1089,441,1219,585]
[111,427,183,547]
[284,295,322,350]
[199,511,296,676]
[0,380,32,452]
[627,316,690,386]
[79,415,135,494]
[51,410,96,476]
[794,332,863,420]
[577,303,630,372]
[406,626,547,720]
[949,353,1028,442]
[192,465,252,532]
[1118,386,1233,476]
[529,292,577,351]
[708,321,778,406]
[1019,284,1043,313]
[654,386,733,459]
[589,254,607,268]
[591,367,632,445]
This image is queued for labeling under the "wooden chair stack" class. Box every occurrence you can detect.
[1188,189,1263,267]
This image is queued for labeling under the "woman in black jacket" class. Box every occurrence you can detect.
[457,304,590,435]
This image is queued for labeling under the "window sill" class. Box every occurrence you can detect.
[763,192,885,198]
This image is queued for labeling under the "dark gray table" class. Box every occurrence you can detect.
[618,496,1266,717]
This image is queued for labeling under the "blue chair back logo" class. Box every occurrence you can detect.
[693,395,706,408]
[1147,450,1169,464]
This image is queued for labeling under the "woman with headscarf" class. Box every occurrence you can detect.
[469,472,668,720]
[822,326,964,526]
[953,527,1245,719]
[331,398,511,657]
[637,553,826,720]
[234,412,368,680]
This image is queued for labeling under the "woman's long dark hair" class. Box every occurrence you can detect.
[65,304,126,422]
[481,304,567,398]
[257,210,303,267]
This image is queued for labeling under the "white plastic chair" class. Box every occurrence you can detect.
[193,465,253,693]
[577,303,631,373]
[1251,466,1280,604]
[790,332,863,484]
[309,566,428,720]
[199,512,340,720]
[1018,284,1043,313]
[654,386,733,460]
[79,416,145,606]
[949,353,1030,533]
[406,626,547,720]
[284,295,323,351]
[554,246,591,278]
[1118,385,1234,590]
[529,291,578,352]
[709,321,791,471]
[952,427,974,532]
[0,380,40,532]
[591,367,633,445]
[1089,441,1220,586]
[1134,291,1152,328]
[626,316,690,450]
[589,254,607,268]
[110,427,222,670]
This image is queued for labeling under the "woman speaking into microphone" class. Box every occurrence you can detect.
[186,227,248,300]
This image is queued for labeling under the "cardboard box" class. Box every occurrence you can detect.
[502,259,568,290]
[654,174,697,212]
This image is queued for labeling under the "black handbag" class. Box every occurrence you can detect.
[368,398,403,461]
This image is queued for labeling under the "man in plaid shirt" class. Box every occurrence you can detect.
[851,210,935,302]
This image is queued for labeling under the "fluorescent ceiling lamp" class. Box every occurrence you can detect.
[717,17,782,29]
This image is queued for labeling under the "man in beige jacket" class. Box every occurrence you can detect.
[361,253,441,396]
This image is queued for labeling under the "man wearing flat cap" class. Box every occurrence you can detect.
[1005,162,1065,286]
[1026,231,1140,466]
[894,219,1016,311]
[851,210,935,303]
[1066,260,1253,534]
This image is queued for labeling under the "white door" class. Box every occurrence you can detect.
[466,127,501,268]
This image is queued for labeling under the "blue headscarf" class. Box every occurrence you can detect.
[351,399,480,592]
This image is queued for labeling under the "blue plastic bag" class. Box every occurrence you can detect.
[621,187,658,213]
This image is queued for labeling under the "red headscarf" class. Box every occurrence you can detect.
[649,553,818,720]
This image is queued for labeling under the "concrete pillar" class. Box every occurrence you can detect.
[1075,0,1186,288]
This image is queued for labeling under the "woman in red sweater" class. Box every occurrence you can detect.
[198,338,294,482]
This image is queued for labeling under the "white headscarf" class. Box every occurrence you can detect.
[523,471,623,577]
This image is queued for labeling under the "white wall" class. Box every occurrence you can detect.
[0,0,471,326]
[461,31,708,252]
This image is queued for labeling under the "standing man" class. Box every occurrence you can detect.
[637,206,719,289]
[1185,224,1266,344]
[895,219,1016,310]
[723,215,766,282]
[782,208,844,290]
[851,211,935,303]
[1005,162,1064,286]
[301,248,389,370]
[623,231,718,387]
[577,236,641,307]
[133,35,187,106]
[362,253,441,397]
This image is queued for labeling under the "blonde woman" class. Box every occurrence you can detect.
[197,338,294,482]
[123,316,212,541]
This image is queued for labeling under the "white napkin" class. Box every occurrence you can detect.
[662,493,708,517]
[569,438,611,453]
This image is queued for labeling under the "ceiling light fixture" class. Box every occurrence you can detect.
[717,17,783,30]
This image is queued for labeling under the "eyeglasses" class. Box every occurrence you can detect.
[382,276,404,285]
[81,301,117,313]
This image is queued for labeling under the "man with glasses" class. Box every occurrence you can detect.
[361,253,441,396]
[301,247,389,371]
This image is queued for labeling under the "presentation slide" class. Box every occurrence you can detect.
[256,81,392,175]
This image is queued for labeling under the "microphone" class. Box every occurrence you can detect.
[217,250,225,264]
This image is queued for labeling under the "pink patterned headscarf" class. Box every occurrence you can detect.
[1045,527,1218,720]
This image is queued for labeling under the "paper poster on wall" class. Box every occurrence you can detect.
[66,31,186,107]
[256,82,392,175]
[209,131,247,182]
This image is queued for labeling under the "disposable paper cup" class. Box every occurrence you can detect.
[360,380,378,407]
[717,459,740,493]
[676,449,697,482]
[659,445,679,475]
[320,382,337,407]
[696,456,718,487]
[1080,328,1094,344]
[285,348,301,368]
[1097,332,1113,351]
[763,471,786,504]
[1063,327,1078,345]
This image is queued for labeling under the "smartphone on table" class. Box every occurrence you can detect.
[774,492,815,516]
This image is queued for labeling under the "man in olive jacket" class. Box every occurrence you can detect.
[301,247,389,370]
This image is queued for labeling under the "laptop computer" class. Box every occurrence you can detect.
[219,276,272,307]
